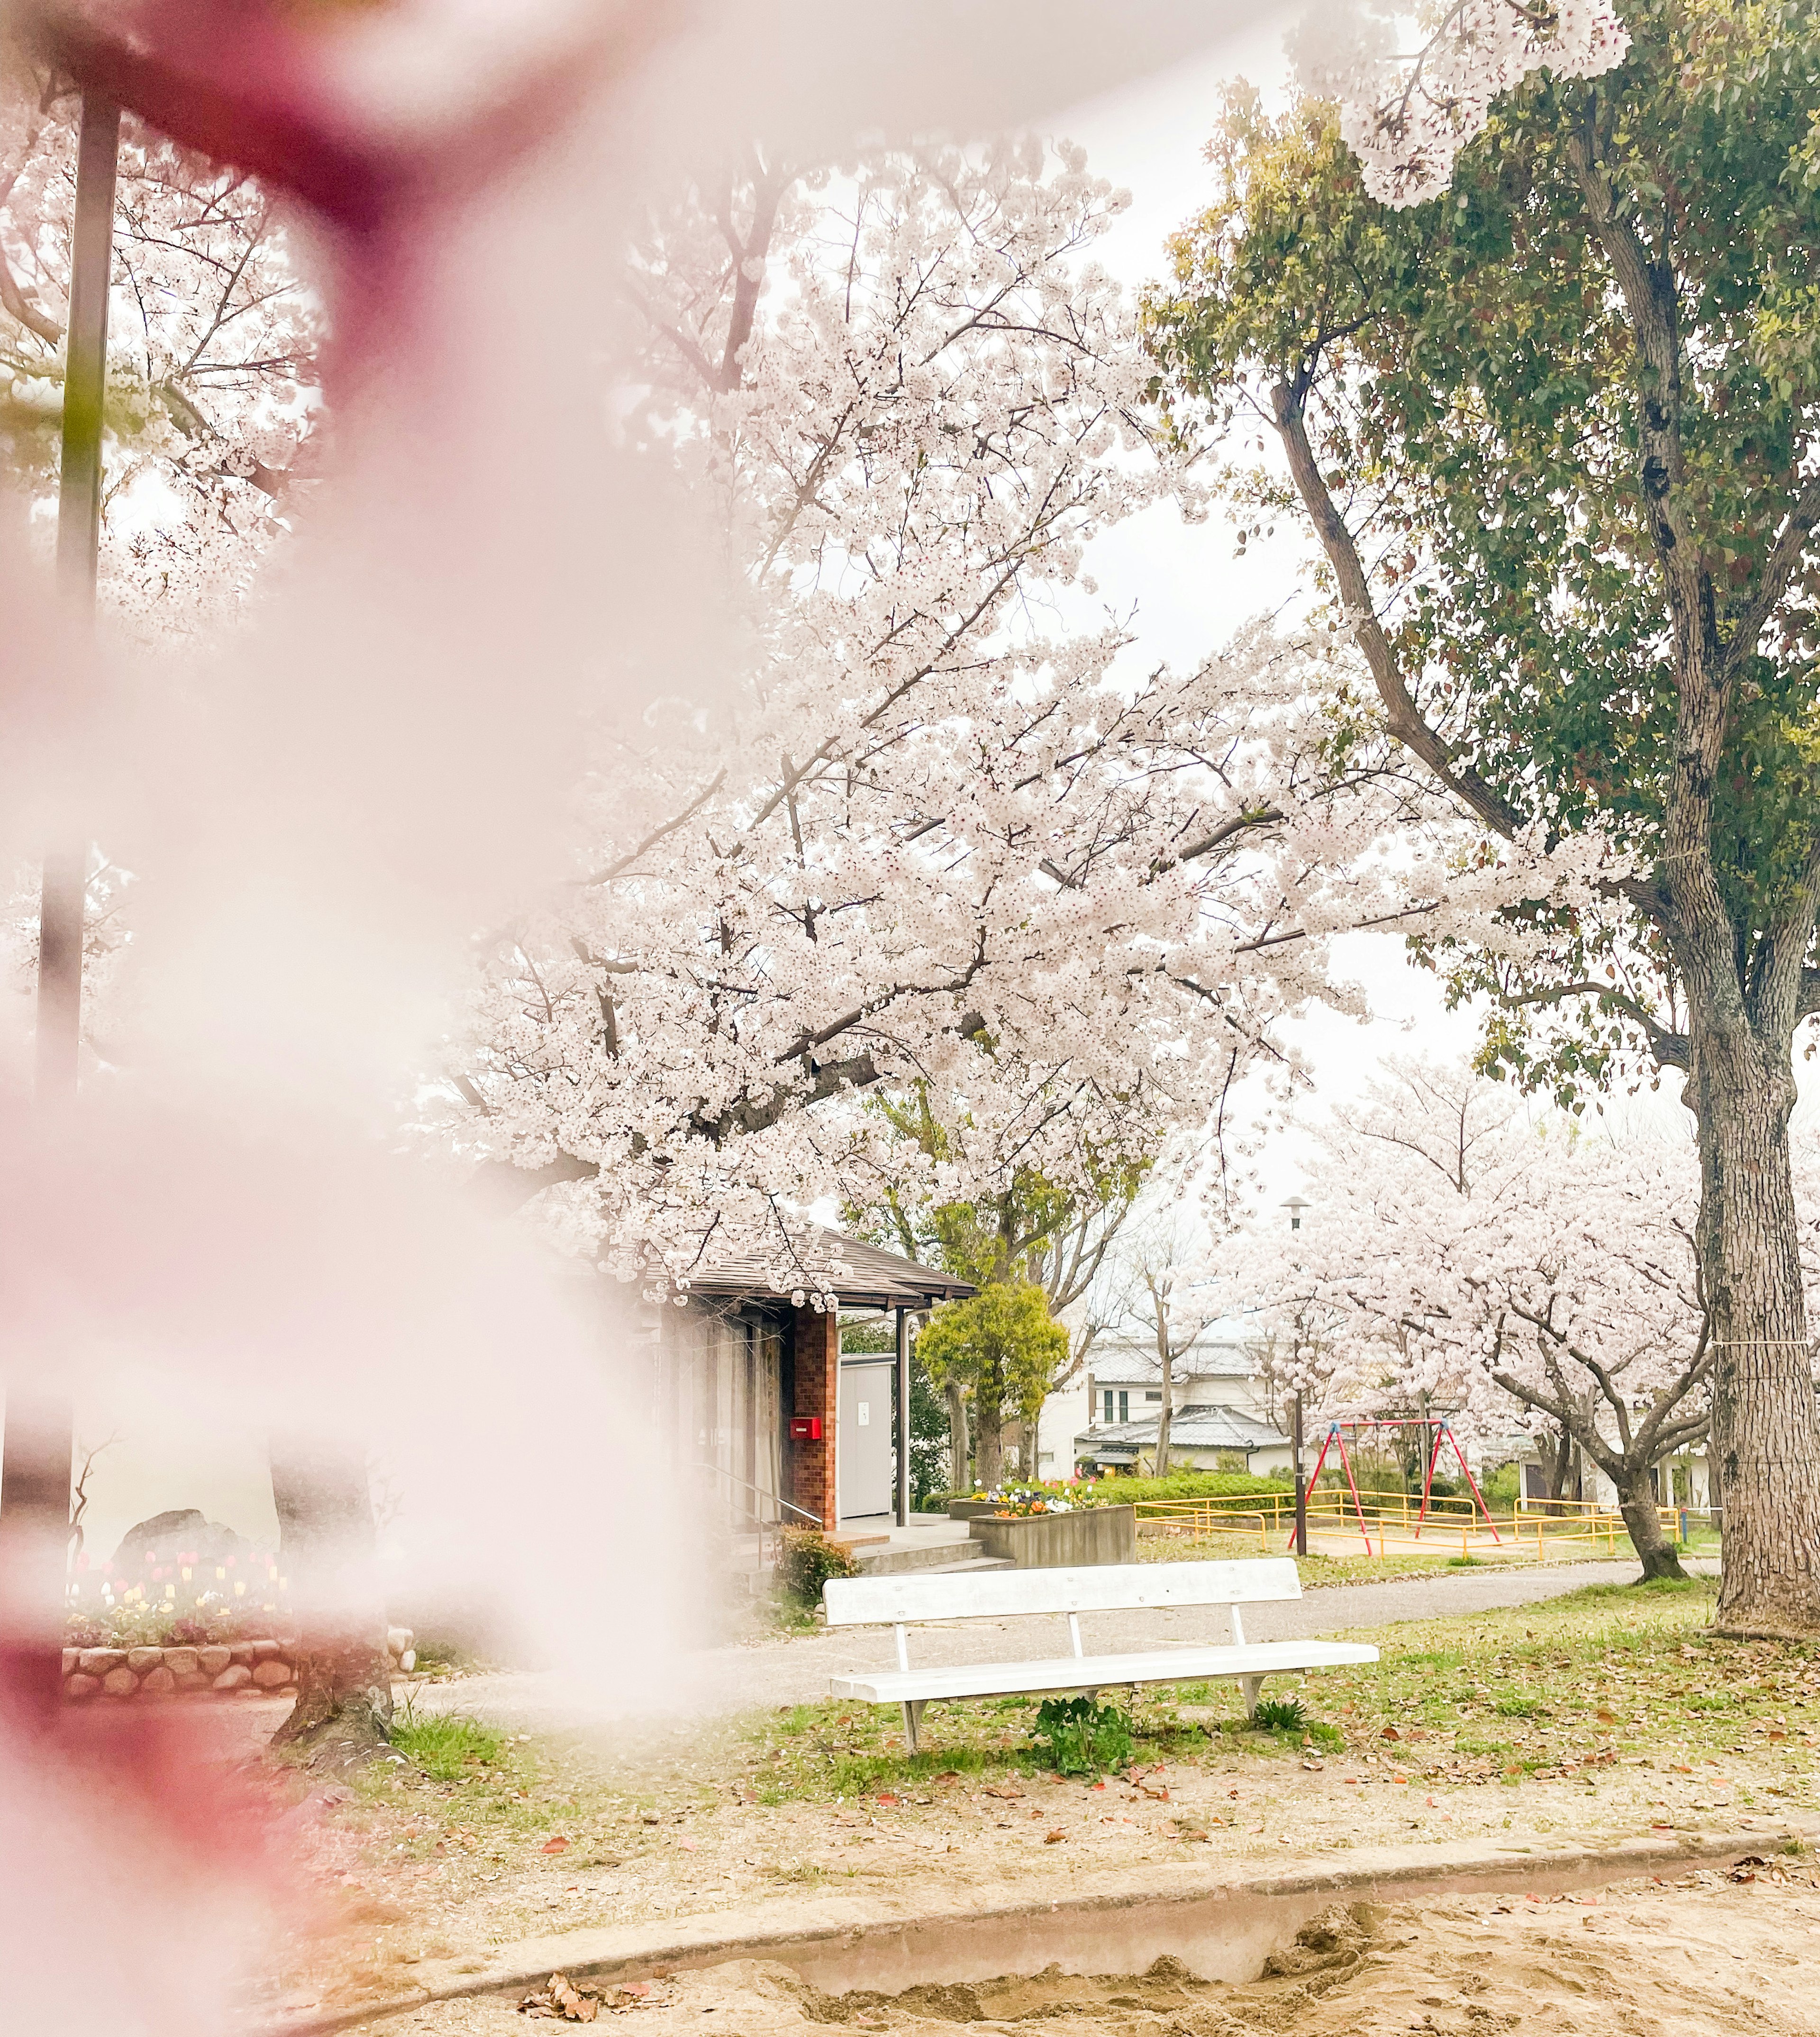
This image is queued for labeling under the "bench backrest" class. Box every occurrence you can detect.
[821,1556,1300,1628]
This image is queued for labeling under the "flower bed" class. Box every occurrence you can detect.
[59,1626,416,1702]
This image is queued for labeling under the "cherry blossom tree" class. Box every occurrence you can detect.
[447,143,1418,1300]
[0,56,316,637]
[1222,1060,1781,1577]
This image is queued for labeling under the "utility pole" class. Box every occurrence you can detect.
[1292,1392,1307,1558]
[0,92,118,1715]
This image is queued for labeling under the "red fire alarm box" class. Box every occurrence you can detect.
[789,1416,823,1442]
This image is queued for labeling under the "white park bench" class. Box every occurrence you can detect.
[823,1556,1377,1752]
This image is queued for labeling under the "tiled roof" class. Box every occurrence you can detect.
[1074,1403,1290,1459]
[685,1228,977,1310]
[1086,1336,1256,1385]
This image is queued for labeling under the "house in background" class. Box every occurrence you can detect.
[1074,1321,1292,1476]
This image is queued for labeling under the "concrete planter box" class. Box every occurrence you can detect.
[967,1504,1136,1569]
[946,1499,1002,1521]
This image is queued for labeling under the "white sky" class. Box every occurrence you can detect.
[1040,15,1492,1213]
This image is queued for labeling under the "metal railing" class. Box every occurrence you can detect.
[1129,1483,1719,1563]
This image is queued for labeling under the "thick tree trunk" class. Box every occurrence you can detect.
[1613,1461,1687,1582]
[1687,1020,1820,1637]
[268,1439,393,1764]
[945,1382,971,1494]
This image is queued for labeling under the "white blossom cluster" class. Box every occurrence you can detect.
[1296,0,1631,208]
[1210,1057,1820,1453]
[447,143,1425,1299]
[0,65,318,639]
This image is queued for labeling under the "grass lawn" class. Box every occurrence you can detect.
[285,1578,1817,2022]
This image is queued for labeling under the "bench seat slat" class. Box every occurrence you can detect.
[822,1557,1301,1628]
[828,1639,1378,1706]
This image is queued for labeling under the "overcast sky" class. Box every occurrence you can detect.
[1039,15,1492,1217]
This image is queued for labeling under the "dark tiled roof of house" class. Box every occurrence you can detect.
[685,1228,977,1310]
[1074,1403,1290,1463]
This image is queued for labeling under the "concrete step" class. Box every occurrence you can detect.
[851,1535,982,1576]
[913,1553,1014,1574]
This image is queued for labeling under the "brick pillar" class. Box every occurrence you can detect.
[789,1304,840,1530]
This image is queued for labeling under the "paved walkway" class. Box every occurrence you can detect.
[410,1557,1718,1738]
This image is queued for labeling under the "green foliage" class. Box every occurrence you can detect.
[918,1282,1072,1434]
[1030,1696,1136,1776]
[1251,1696,1307,1733]
[776,1529,859,1608]
[390,1705,510,1781]
[1069,1470,1293,1506]
[1145,1,1820,1103]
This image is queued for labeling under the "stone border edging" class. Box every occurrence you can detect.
[268,1819,1809,2037]
[63,1627,416,1703]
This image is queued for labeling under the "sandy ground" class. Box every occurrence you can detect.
[340,1858,1820,2035]
[274,1695,1815,2024]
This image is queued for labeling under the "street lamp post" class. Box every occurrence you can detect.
[1281,1197,1311,1558]
[0,91,119,1713]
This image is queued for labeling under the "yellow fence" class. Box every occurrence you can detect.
[1131,1485,1713,1563]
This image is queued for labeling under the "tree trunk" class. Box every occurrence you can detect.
[1613,1460,1687,1583]
[1546,1423,1574,1504]
[1686,1019,1820,1637]
[1154,1352,1175,1477]
[268,1438,394,1764]
[974,1395,1004,1489]
[945,1381,971,1494]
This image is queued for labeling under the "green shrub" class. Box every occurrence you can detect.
[1031,1696,1134,1776]
[776,1529,859,1607]
[983,1471,1293,1511]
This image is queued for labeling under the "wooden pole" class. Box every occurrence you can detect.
[894,1306,910,1528]
[0,93,118,1717]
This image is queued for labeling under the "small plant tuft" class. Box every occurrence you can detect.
[1031,1696,1134,1776]
[1252,1696,1308,1733]
[390,1702,510,1781]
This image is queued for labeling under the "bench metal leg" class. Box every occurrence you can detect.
[1239,1674,1265,1720]
[901,1700,926,1753]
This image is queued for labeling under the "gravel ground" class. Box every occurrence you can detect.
[409,1557,1720,1738]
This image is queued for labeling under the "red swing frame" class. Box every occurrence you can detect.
[1290,1417,1502,1553]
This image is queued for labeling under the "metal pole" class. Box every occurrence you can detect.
[894,1306,910,1527]
[1292,1394,1307,1557]
[0,92,118,1715]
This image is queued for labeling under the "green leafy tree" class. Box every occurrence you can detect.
[916,1281,1072,1489]
[1147,0,1820,1636]
[847,1085,1147,1486]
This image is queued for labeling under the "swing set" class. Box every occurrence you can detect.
[1293,1417,1502,1553]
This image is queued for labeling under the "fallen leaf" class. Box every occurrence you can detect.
[1381,1726,1401,1742]
[520,1973,601,2023]
[875,1793,900,1807]
[985,1785,1025,1801]
[1177,1828,1210,1844]
[541,1838,570,1855]
[1597,1710,1617,1725]
[1044,1829,1067,1844]
[1301,1760,1324,1773]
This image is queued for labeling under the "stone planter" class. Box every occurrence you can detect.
[967,1504,1137,1569]
[946,1499,1002,1522]
[59,1627,416,1702]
